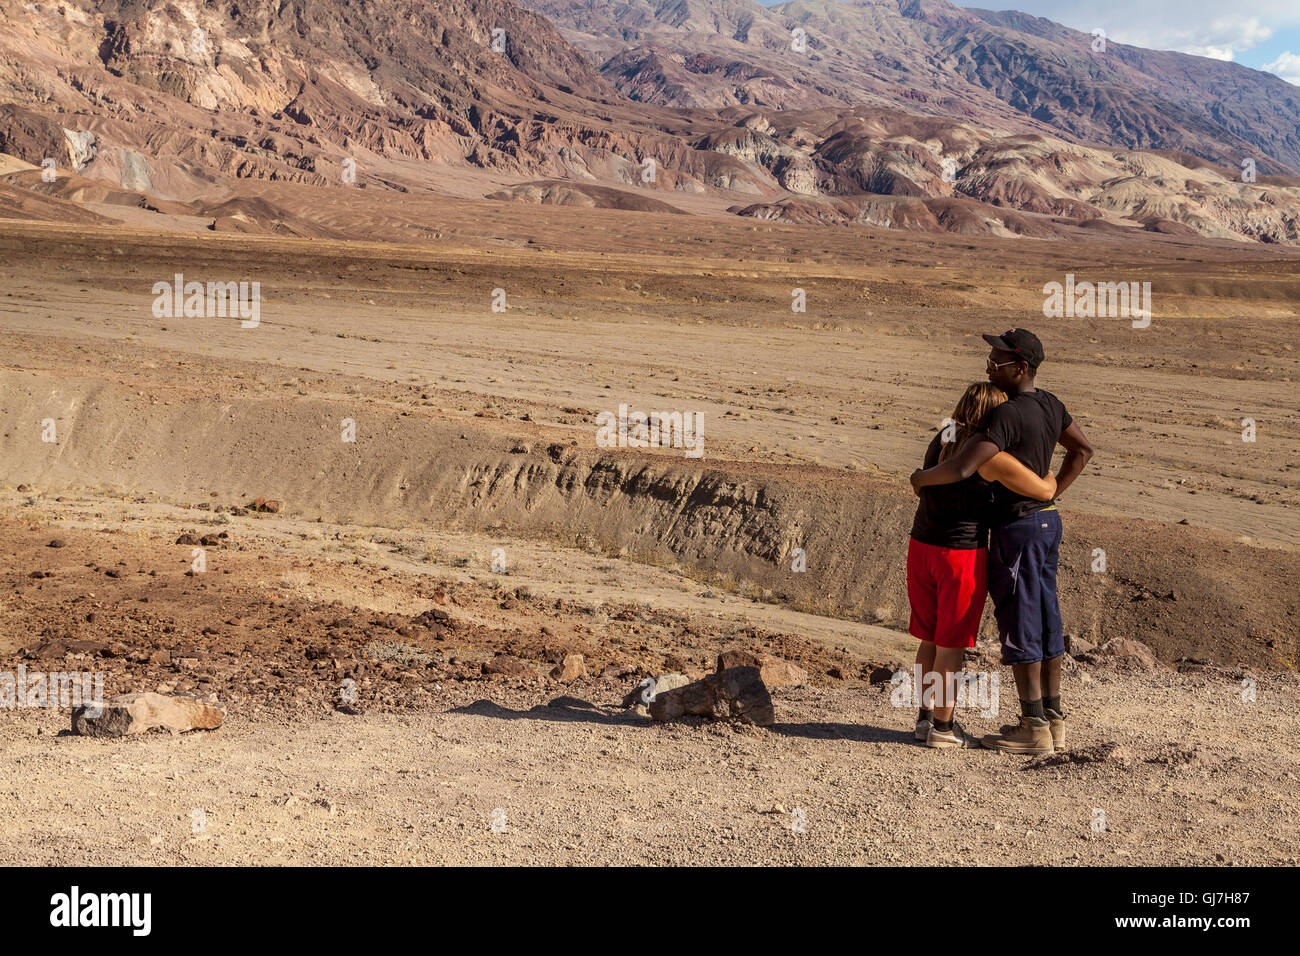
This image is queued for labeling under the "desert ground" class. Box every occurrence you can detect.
[1,202,1298,865]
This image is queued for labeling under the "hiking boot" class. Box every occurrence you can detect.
[926,721,981,749]
[915,717,932,742]
[1045,708,1066,751]
[981,716,1053,754]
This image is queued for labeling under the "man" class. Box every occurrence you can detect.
[910,329,1093,754]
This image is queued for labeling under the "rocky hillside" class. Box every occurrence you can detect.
[528,0,1300,176]
[0,0,769,200]
[713,107,1300,243]
[1,0,1299,244]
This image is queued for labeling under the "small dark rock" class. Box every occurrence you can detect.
[481,655,538,678]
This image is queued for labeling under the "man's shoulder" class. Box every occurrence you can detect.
[1036,389,1072,425]
[1018,388,1069,416]
[987,400,1021,425]
[980,400,1020,449]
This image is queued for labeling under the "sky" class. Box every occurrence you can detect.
[955,1,1300,81]
[755,1,1300,83]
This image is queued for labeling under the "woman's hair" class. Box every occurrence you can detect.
[937,382,1008,463]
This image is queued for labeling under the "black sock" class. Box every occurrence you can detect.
[1044,695,1062,716]
[1021,698,1045,720]
[933,717,954,732]
[918,707,933,723]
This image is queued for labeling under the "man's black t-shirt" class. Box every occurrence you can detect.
[910,433,992,550]
[981,388,1072,525]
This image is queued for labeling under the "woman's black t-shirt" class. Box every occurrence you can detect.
[909,433,992,550]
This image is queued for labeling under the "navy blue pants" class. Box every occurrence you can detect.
[987,507,1065,665]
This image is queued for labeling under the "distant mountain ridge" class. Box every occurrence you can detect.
[524,0,1300,175]
[1,0,1299,245]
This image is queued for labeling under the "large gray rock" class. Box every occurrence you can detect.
[71,692,225,737]
[649,666,775,727]
[620,672,690,708]
[651,672,690,696]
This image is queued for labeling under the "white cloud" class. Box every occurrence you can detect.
[1261,51,1300,84]
[1189,46,1239,63]
[973,2,1298,60]
[1115,17,1274,61]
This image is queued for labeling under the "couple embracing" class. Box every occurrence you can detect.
[906,329,1094,753]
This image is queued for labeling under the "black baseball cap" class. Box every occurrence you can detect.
[982,328,1044,367]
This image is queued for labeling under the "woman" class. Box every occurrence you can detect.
[908,383,1056,749]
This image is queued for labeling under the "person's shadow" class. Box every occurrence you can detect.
[770,721,905,744]
[450,697,640,726]
[451,697,910,744]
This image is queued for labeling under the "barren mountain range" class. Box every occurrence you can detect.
[1,0,1299,242]
[528,0,1300,172]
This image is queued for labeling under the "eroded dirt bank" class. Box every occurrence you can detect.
[2,366,1294,669]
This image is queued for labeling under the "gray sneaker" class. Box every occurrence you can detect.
[927,721,982,749]
[915,717,932,742]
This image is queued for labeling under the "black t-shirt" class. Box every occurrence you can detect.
[910,433,992,550]
[980,388,1073,525]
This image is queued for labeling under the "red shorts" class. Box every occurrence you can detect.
[906,537,987,649]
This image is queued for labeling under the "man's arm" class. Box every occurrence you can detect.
[909,438,1000,495]
[1054,421,1093,497]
